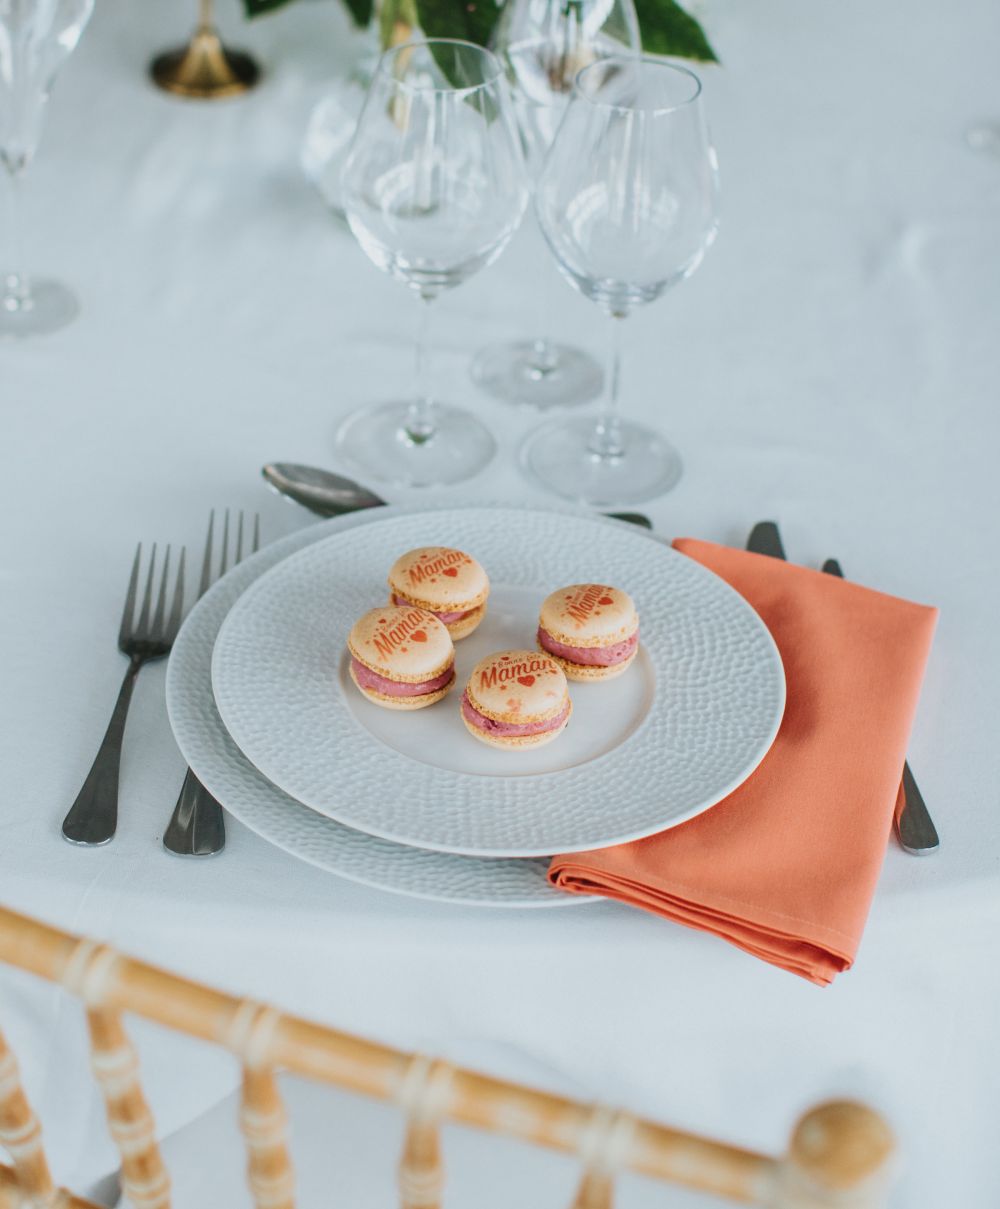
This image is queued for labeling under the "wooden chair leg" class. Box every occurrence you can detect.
[86,1010,170,1209]
[0,1027,59,1207]
[396,1057,454,1209]
[568,1108,635,1209]
[773,1100,896,1208]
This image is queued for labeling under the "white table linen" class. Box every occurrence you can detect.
[2,0,999,1203]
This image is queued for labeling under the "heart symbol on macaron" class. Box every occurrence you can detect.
[517,675,535,687]
[598,595,614,606]
[411,630,427,642]
[442,567,459,577]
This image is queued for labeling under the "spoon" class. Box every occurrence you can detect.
[261,462,653,529]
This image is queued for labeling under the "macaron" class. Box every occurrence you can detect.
[347,606,455,710]
[537,584,639,681]
[387,546,489,640]
[461,650,572,749]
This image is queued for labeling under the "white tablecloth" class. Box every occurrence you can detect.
[3,0,999,1203]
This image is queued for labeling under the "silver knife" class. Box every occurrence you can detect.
[821,557,939,855]
[746,522,940,856]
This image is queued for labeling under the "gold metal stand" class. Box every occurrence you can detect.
[150,0,261,99]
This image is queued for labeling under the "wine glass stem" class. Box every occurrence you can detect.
[198,0,215,32]
[2,168,29,312]
[588,315,626,459]
[406,293,436,445]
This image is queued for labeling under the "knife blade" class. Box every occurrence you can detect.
[820,557,940,855]
[746,522,940,857]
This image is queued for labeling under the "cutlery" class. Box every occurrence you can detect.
[821,557,940,856]
[62,543,186,846]
[163,510,260,857]
[746,521,939,856]
[261,462,653,529]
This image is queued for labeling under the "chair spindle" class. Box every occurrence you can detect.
[0,1028,59,1206]
[396,1056,454,1209]
[568,1107,636,1209]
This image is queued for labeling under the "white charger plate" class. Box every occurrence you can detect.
[211,507,786,858]
[165,509,581,908]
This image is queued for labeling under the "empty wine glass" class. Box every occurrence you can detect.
[1,0,93,339]
[522,56,719,505]
[471,0,640,409]
[338,39,529,487]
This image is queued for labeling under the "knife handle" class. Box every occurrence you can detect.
[819,556,940,855]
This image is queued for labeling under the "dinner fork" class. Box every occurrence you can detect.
[62,543,187,846]
[163,509,259,856]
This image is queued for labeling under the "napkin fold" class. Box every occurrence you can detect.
[548,539,938,986]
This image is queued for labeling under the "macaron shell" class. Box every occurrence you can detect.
[348,606,454,682]
[541,646,639,683]
[349,663,454,711]
[388,547,489,613]
[466,649,569,723]
[539,584,638,648]
[461,710,571,749]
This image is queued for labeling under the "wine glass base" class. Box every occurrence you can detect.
[336,401,497,489]
[519,416,683,506]
[150,30,261,99]
[0,279,79,339]
[472,340,604,409]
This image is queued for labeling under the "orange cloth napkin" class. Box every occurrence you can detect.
[548,539,938,986]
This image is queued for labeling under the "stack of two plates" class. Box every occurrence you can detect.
[166,507,786,908]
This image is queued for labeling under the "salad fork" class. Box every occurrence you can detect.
[62,543,186,846]
[163,510,259,856]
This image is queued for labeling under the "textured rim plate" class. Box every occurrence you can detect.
[211,506,786,858]
[165,509,587,908]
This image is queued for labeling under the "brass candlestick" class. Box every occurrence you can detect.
[150,0,261,99]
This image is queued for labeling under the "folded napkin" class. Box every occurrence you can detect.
[549,539,938,986]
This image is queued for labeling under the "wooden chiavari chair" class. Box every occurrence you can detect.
[0,905,897,1209]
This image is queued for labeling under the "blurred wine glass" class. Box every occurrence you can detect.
[522,55,719,505]
[150,0,260,100]
[0,0,93,339]
[338,39,529,487]
[471,0,640,410]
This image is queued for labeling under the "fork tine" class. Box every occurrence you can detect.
[197,510,215,601]
[150,545,171,637]
[252,514,261,555]
[167,548,186,641]
[220,509,231,578]
[134,544,157,640]
[235,511,245,564]
[118,544,142,646]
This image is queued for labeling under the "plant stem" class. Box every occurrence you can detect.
[2,168,29,314]
[405,293,435,445]
[588,315,626,459]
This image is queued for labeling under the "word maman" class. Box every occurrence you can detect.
[565,584,613,624]
[408,549,466,585]
[372,610,430,659]
[480,656,552,690]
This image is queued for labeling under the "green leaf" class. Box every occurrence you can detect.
[412,0,500,48]
[343,0,375,26]
[633,0,718,62]
[243,0,298,16]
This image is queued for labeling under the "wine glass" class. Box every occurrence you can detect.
[1,0,93,339]
[521,56,719,505]
[471,0,640,410]
[338,39,529,488]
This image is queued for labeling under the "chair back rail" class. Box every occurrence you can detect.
[0,905,896,1209]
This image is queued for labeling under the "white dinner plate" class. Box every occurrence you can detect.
[211,506,786,858]
[165,509,585,908]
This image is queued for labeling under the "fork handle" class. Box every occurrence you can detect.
[162,766,226,856]
[61,658,142,845]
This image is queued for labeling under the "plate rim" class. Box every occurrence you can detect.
[209,504,787,858]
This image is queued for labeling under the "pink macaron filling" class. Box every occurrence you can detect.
[461,692,570,738]
[352,657,454,698]
[537,627,639,667]
[392,594,471,625]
